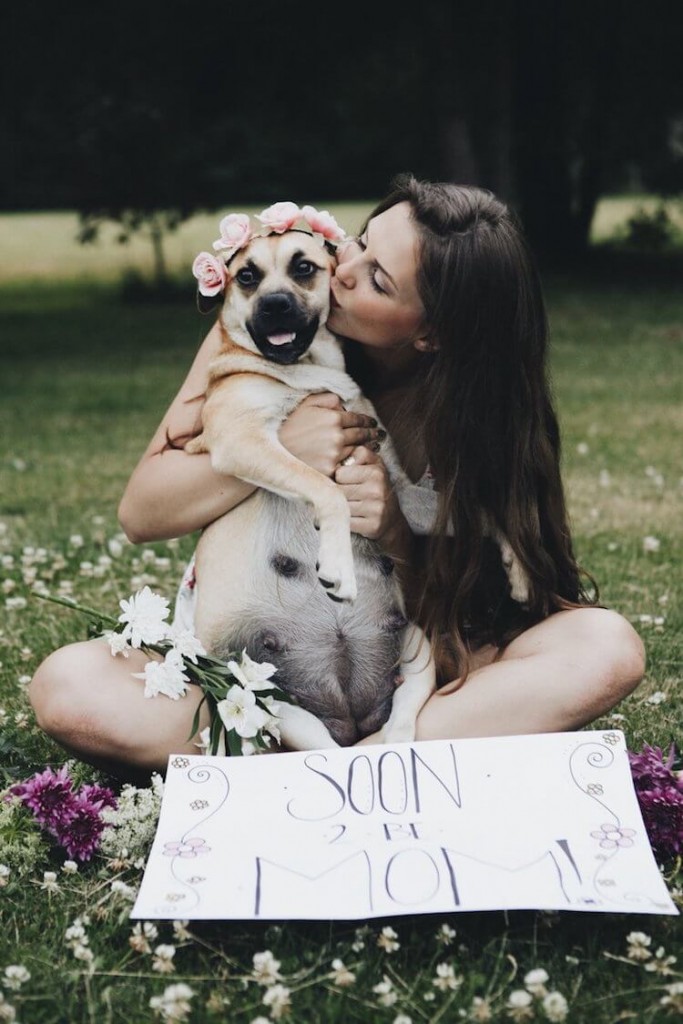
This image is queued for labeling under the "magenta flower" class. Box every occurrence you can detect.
[635,786,683,859]
[53,792,107,862]
[629,743,683,860]
[629,743,682,790]
[10,766,78,832]
[79,783,117,810]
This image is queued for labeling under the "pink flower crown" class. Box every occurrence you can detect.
[192,202,347,298]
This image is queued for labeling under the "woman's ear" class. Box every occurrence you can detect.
[414,336,438,353]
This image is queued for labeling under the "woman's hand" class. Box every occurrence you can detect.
[333,444,403,541]
[279,393,381,477]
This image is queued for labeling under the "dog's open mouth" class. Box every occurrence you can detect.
[248,316,320,365]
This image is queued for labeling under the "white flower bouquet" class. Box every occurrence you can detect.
[42,587,292,756]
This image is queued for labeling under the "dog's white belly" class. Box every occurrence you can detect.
[193,490,407,746]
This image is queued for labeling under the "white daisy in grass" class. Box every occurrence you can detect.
[373,976,397,1007]
[542,991,569,1021]
[328,958,356,986]
[252,950,282,986]
[149,982,194,1022]
[262,983,291,1019]
[3,965,30,991]
[377,925,400,952]
[152,944,176,974]
[524,967,549,996]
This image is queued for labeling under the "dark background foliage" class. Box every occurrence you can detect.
[2,0,681,262]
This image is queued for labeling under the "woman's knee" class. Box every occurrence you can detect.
[572,607,645,701]
[29,641,113,745]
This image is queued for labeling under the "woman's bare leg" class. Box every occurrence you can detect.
[415,607,645,740]
[29,638,210,781]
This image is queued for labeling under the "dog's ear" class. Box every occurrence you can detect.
[196,291,224,315]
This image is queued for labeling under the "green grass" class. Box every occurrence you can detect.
[0,214,682,1021]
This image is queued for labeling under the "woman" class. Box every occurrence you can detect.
[29,174,645,779]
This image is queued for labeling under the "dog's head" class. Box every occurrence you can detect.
[212,231,336,365]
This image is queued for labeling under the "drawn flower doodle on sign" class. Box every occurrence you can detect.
[163,838,210,858]
[172,757,191,769]
[190,800,209,811]
[590,824,637,850]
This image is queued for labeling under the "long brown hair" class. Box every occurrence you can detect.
[348,174,598,681]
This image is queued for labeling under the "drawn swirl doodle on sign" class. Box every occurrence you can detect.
[164,763,231,913]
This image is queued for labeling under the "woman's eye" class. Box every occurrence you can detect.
[236,268,258,286]
[294,260,316,277]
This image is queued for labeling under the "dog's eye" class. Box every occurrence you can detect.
[293,260,316,278]
[235,267,259,287]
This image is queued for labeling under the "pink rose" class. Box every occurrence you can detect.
[213,213,252,254]
[192,252,227,297]
[301,205,347,242]
[256,201,302,234]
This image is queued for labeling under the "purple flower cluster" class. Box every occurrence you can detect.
[9,767,117,862]
[628,743,683,861]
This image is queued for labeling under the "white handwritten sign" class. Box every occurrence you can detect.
[131,731,678,919]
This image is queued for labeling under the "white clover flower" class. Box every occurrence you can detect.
[152,944,176,973]
[328,958,356,986]
[217,685,271,739]
[108,538,124,558]
[134,654,189,701]
[252,950,282,986]
[69,534,84,548]
[541,991,568,1022]
[0,865,10,887]
[3,965,30,991]
[228,649,277,691]
[626,931,652,961]
[644,691,666,705]
[433,962,462,991]
[149,982,194,1022]
[373,976,397,1006]
[393,1016,413,1024]
[436,922,457,945]
[644,945,676,975]
[506,989,533,1021]
[118,586,171,647]
[351,925,369,952]
[73,943,94,964]
[262,983,291,1019]
[65,922,88,945]
[40,871,59,892]
[5,598,27,611]
[0,992,17,1022]
[130,921,158,954]
[110,879,137,900]
[469,996,494,1021]
[576,442,589,455]
[377,925,400,953]
[660,981,683,1012]
[524,967,549,995]
[599,469,611,487]
[642,535,661,553]
[172,920,191,942]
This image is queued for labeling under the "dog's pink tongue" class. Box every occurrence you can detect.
[267,332,296,346]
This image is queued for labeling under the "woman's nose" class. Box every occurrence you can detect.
[334,249,357,287]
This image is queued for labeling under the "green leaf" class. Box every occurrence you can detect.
[227,729,242,756]
[186,695,207,744]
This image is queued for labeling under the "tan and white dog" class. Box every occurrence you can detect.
[186,227,436,750]
[186,220,529,751]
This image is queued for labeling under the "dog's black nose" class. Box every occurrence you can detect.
[260,292,294,316]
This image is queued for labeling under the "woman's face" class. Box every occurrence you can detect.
[327,201,427,353]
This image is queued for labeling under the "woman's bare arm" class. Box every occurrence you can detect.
[118,322,382,544]
[118,322,257,543]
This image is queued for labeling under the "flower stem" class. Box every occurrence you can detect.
[32,592,119,627]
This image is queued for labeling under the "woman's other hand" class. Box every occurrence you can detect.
[279,393,380,477]
[333,444,402,542]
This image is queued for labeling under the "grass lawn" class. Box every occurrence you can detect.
[0,209,681,1022]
